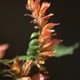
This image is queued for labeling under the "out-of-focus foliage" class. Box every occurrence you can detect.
[54,42,79,57]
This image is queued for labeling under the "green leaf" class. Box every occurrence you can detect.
[28,45,40,51]
[29,39,39,46]
[30,32,39,39]
[26,56,37,60]
[27,49,40,55]
[0,59,14,64]
[18,55,27,61]
[0,55,27,64]
[27,49,40,60]
[54,42,79,57]
[27,45,40,56]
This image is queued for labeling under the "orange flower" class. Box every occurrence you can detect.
[40,51,55,57]
[11,57,24,74]
[42,22,59,30]
[4,57,32,78]
[39,2,51,17]
[41,39,62,51]
[39,29,53,44]
[25,0,53,27]
[39,29,62,56]
[39,28,62,57]
[25,0,62,68]
[26,0,40,11]
[26,0,40,18]
[20,60,32,77]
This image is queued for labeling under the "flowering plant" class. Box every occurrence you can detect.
[0,0,79,80]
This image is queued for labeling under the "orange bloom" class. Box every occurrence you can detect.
[4,57,32,78]
[25,0,53,28]
[25,0,62,69]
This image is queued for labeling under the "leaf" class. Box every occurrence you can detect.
[0,59,14,64]
[30,32,39,39]
[54,42,79,57]
[0,55,27,64]
[29,39,39,46]
[28,45,40,51]
[26,56,37,60]
[18,55,27,61]
[27,49,40,56]
[27,51,40,60]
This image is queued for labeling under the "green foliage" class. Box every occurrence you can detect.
[0,59,14,64]
[54,42,79,57]
[30,32,39,39]
[27,31,40,60]
[27,46,40,60]
[29,39,39,46]
[0,55,27,64]
[18,55,27,60]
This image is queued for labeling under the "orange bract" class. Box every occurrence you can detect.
[6,57,32,78]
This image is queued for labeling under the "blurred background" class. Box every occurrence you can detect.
[0,0,80,80]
